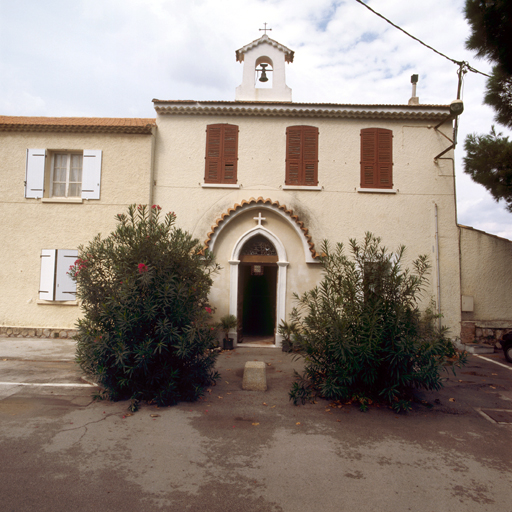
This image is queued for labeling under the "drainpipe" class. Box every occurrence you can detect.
[148,126,156,207]
[434,203,442,330]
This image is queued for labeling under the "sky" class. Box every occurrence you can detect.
[1,0,511,239]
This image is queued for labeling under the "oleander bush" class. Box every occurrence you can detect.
[69,204,220,407]
[289,233,465,412]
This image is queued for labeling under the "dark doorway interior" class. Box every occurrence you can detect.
[239,264,277,338]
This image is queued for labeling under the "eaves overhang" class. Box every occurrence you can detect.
[153,100,452,121]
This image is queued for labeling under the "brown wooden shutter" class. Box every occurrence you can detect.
[205,125,221,183]
[361,129,376,187]
[360,128,393,189]
[286,126,318,186]
[286,127,301,185]
[377,129,393,188]
[205,124,238,184]
[303,127,319,186]
[222,124,238,184]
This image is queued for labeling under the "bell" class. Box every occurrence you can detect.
[259,64,269,83]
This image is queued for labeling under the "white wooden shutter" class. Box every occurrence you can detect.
[25,149,46,198]
[82,150,102,199]
[39,249,56,300]
[55,250,78,301]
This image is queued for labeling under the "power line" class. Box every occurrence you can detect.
[354,0,490,78]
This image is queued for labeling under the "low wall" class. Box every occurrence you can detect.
[460,225,512,346]
[461,321,512,346]
[0,326,77,339]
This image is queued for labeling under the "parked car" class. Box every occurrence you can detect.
[501,332,512,363]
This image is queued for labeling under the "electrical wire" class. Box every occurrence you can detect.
[354,0,490,78]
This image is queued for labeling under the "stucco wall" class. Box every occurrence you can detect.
[153,113,462,338]
[460,225,512,342]
[0,113,463,339]
[0,130,154,330]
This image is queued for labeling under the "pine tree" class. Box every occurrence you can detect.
[463,0,512,208]
[465,0,512,127]
[464,127,512,212]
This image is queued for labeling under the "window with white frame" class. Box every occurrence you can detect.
[51,153,83,197]
[25,149,102,200]
[39,249,78,301]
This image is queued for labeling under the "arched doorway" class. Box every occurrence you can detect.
[227,219,289,348]
[237,235,278,345]
[205,199,319,348]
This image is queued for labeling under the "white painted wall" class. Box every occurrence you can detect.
[0,130,154,329]
[153,112,462,338]
[0,109,464,339]
[460,226,512,322]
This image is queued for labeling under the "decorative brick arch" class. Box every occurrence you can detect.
[204,197,318,263]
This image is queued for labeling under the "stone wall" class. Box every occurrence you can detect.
[0,326,77,339]
[460,320,512,346]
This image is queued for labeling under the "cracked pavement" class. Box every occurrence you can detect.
[0,338,511,511]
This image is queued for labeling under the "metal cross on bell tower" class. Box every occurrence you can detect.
[259,23,272,35]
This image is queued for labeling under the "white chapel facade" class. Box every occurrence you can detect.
[151,34,462,346]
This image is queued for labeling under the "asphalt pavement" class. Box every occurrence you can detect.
[0,336,511,512]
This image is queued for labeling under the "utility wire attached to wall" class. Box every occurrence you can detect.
[354,0,489,79]
[354,0,486,148]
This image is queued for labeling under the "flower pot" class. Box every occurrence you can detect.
[282,340,292,352]
[223,338,234,350]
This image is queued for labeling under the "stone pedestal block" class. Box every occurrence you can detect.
[242,361,267,391]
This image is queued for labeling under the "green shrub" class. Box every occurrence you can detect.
[289,233,465,412]
[69,204,220,406]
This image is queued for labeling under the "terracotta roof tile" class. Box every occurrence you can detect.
[0,116,156,134]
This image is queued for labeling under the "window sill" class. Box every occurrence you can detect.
[37,300,78,306]
[282,185,322,191]
[41,197,84,203]
[201,183,240,189]
[357,188,397,194]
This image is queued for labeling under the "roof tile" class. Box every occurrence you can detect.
[0,116,156,134]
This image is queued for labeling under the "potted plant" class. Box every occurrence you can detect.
[219,314,237,350]
[278,320,298,353]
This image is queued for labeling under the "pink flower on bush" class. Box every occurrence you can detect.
[151,205,162,210]
[71,258,88,275]
[205,307,212,314]
[138,263,148,273]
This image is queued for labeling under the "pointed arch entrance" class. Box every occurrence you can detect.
[229,225,288,347]
[205,197,319,348]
